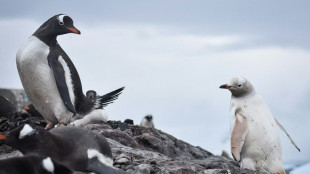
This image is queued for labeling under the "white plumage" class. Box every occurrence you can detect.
[221,77,285,174]
[16,36,73,125]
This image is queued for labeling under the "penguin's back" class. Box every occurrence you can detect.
[49,126,113,169]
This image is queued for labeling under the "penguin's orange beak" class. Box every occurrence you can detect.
[219,84,232,89]
[67,26,81,34]
[0,134,6,140]
[24,106,30,110]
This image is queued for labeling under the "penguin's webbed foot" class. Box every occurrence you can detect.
[45,123,55,130]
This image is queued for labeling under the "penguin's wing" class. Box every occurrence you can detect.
[275,118,300,151]
[231,112,248,162]
[47,50,76,114]
[95,87,125,109]
[88,157,124,174]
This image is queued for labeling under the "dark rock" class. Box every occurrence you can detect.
[0,96,17,117]
[118,122,129,131]
[0,121,261,174]
[0,112,46,132]
[124,119,134,125]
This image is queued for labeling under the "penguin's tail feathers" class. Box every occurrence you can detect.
[95,87,125,109]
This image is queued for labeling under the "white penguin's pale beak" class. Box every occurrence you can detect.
[219,84,232,89]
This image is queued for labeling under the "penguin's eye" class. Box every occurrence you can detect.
[238,85,242,87]
[59,21,64,25]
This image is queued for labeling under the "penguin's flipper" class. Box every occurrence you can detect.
[48,52,76,114]
[275,118,300,152]
[231,112,248,162]
[95,87,125,109]
[88,157,124,174]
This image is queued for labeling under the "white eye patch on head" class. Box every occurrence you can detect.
[19,124,35,139]
[57,14,67,25]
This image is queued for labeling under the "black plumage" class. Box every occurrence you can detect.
[0,124,123,174]
[33,14,124,120]
[0,155,73,174]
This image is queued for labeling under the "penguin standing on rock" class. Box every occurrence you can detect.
[16,14,124,129]
[0,124,124,174]
[140,115,154,128]
[0,155,74,174]
[220,77,300,174]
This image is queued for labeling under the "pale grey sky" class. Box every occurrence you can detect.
[0,1,309,164]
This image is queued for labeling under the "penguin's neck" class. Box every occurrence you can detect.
[33,32,58,47]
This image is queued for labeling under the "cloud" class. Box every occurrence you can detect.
[0,20,309,163]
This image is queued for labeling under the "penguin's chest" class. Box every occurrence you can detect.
[230,98,281,157]
[16,37,72,123]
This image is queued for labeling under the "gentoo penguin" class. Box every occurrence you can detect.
[24,104,44,118]
[140,115,154,128]
[16,14,124,128]
[71,90,109,126]
[0,124,123,174]
[0,95,17,117]
[220,77,300,174]
[0,155,74,174]
[86,90,97,103]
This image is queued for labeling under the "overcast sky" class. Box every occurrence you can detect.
[0,1,309,164]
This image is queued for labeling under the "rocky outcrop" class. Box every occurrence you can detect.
[81,121,258,174]
[0,118,262,174]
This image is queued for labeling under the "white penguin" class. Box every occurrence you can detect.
[140,115,154,128]
[220,77,299,174]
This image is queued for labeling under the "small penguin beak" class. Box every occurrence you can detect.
[0,134,6,140]
[24,106,30,110]
[219,84,232,89]
[67,26,81,34]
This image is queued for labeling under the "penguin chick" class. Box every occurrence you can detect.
[71,90,111,126]
[86,90,97,103]
[140,115,154,128]
[0,124,123,174]
[0,155,74,174]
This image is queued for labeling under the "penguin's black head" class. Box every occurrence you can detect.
[33,14,80,44]
[86,90,97,99]
[145,115,153,121]
[0,124,41,151]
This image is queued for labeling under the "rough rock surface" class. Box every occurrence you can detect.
[81,121,262,174]
[0,119,267,174]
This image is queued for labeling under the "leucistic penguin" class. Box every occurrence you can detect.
[220,77,300,174]
[0,155,74,174]
[0,124,124,174]
[16,14,124,128]
[140,115,154,128]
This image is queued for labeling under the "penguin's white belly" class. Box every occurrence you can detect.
[16,36,73,124]
[230,97,283,173]
[140,119,154,128]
